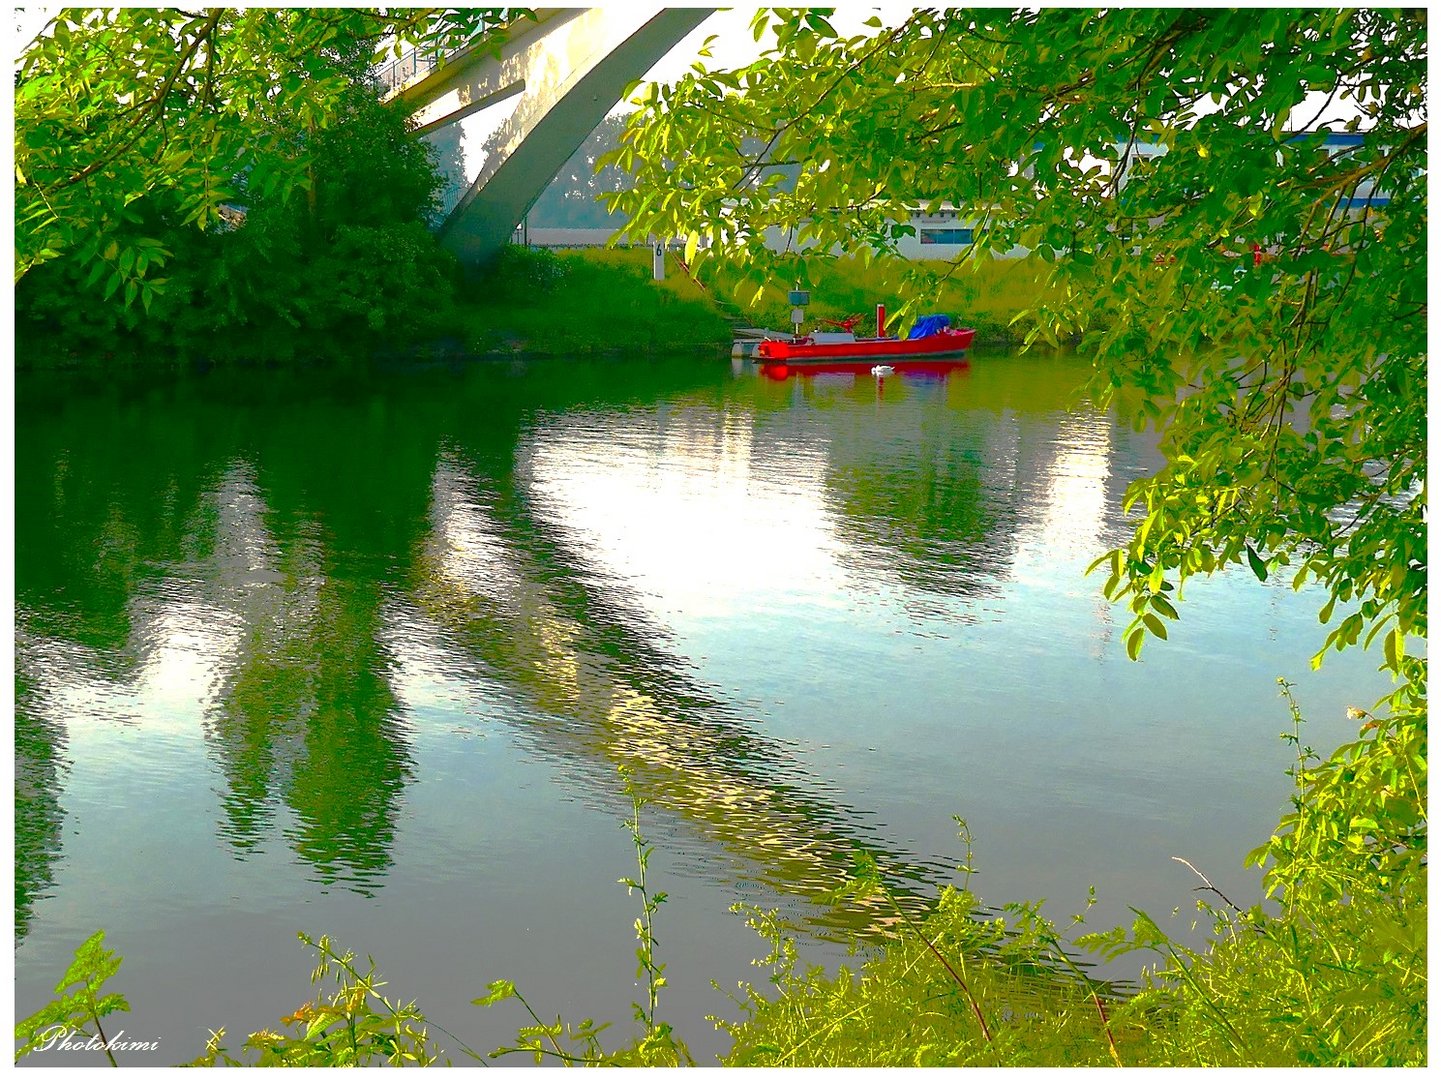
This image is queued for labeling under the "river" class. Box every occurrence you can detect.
[13,350,1386,1065]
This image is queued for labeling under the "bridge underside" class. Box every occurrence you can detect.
[390,8,712,270]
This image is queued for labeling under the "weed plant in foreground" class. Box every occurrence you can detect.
[14,687,1425,1066]
[719,680,1426,1067]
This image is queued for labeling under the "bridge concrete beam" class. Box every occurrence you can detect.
[395,10,579,135]
[394,7,714,270]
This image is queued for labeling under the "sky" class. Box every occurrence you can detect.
[638,5,912,90]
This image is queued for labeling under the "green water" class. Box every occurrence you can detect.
[14,352,1385,1064]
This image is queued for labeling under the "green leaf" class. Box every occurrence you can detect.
[1125,625,1145,661]
[1150,594,1179,620]
[805,13,836,36]
[1384,628,1404,669]
[1245,544,1267,581]
[471,980,516,1007]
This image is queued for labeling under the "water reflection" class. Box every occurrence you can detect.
[415,448,947,932]
[14,354,1132,946]
[196,409,435,890]
[14,658,66,940]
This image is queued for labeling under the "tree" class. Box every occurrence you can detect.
[16,31,443,362]
[177,36,461,354]
[14,8,532,303]
[606,8,1426,695]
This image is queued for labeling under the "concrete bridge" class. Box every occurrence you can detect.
[380,8,713,269]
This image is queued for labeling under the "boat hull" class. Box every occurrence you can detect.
[755,327,975,363]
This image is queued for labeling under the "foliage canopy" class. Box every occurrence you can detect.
[14,8,530,299]
[607,7,1426,689]
[14,9,535,361]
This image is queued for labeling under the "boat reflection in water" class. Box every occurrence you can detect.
[755,358,972,381]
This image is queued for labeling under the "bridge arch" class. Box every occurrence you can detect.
[382,8,713,268]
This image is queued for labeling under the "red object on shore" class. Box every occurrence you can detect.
[876,303,887,338]
[756,326,975,363]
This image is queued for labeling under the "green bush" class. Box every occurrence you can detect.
[14,51,460,369]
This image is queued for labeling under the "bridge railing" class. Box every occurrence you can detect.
[374,40,471,96]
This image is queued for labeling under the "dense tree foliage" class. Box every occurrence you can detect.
[608,8,1426,693]
[14,9,535,362]
[16,60,445,362]
[14,8,529,298]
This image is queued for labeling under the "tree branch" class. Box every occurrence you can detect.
[43,9,225,194]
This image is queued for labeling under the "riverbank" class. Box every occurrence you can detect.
[674,247,1069,348]
[383,245,1073,360]
[13,245,1067,373]
[446,246,733,360]
[13,244,736,373]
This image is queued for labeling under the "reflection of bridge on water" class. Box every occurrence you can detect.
[14,361,1131,942]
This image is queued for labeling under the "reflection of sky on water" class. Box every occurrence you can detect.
[526,407,849,625]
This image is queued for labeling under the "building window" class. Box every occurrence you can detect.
[919,227,973,245]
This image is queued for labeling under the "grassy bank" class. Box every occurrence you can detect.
[13,245,735,372]
[15,240,1068,372]
[447,246,733,359]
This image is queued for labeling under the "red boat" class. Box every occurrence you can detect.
[755,307,975,363]
[756,326,975,363]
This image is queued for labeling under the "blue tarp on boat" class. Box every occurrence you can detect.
[907,314,952,339]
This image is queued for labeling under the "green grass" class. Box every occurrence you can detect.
[718,862,1426,1067]
[16,242,1063,370]
[452,246,732,357]
[717,889,1130,1068]
[457,246,1068,355]
[718,683,1427,1067]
